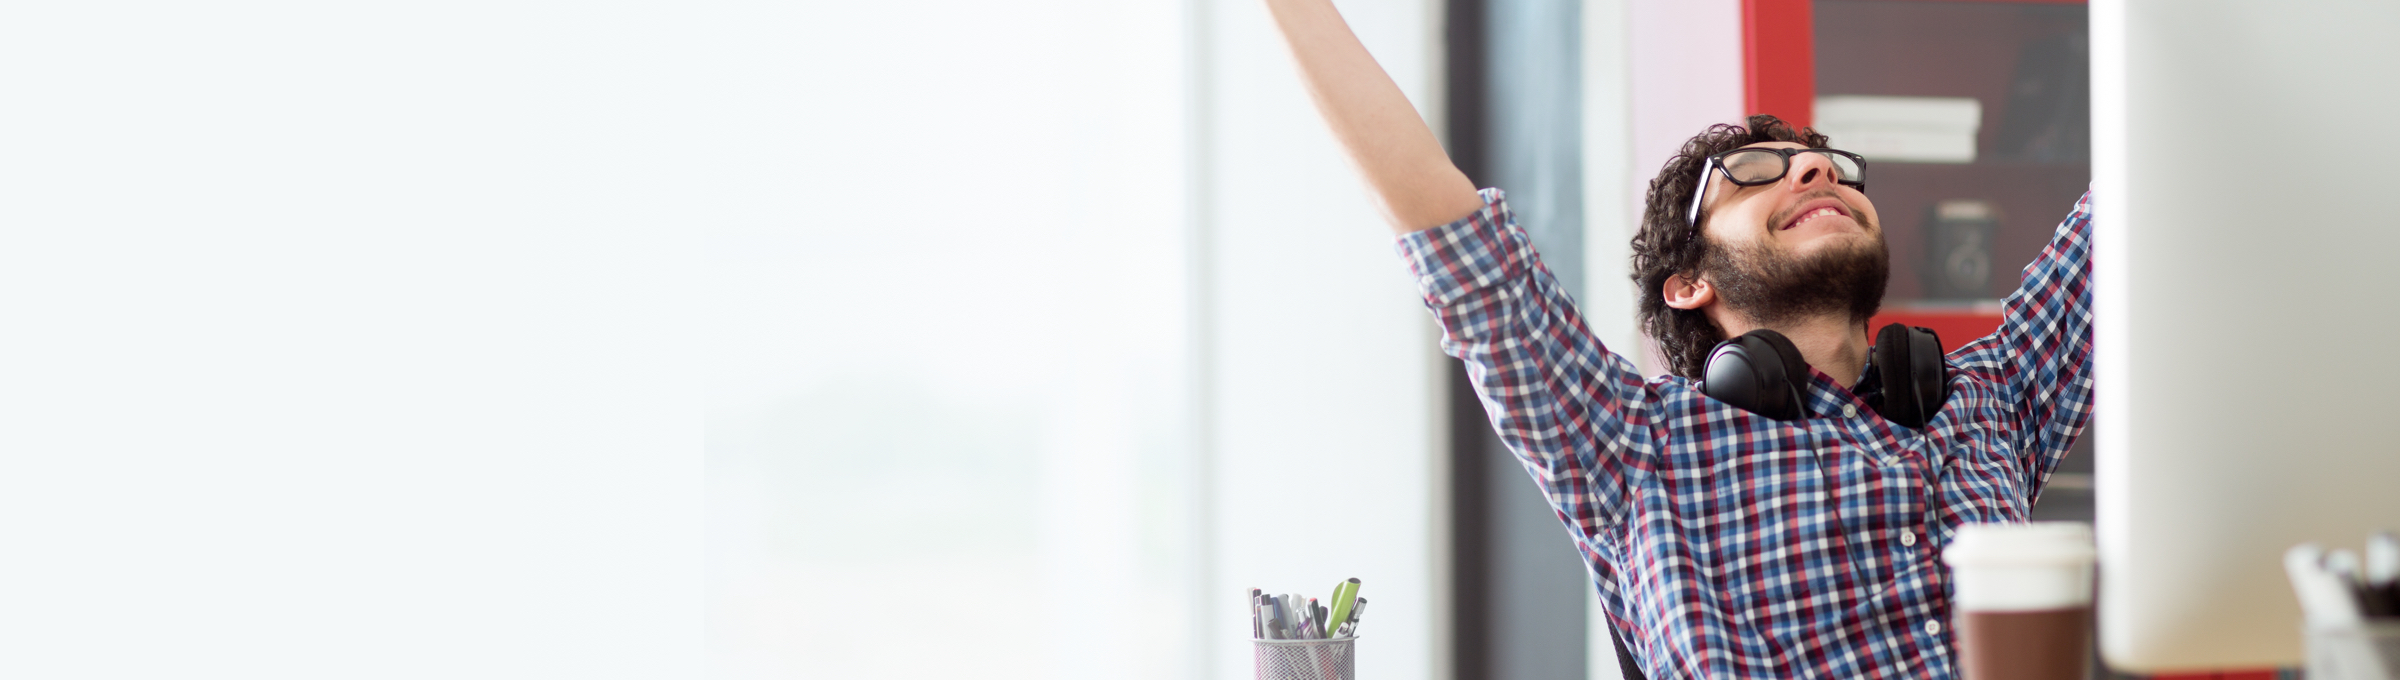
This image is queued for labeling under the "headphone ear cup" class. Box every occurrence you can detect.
[1871,324,1952,429]
[1907,325,1949,424]
[1702,329,1809,421]
[1873,323,1927,428]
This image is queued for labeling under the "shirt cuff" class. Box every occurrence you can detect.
[1393,188,1523,309]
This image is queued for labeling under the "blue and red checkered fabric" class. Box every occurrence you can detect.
[1395,189,2095,680]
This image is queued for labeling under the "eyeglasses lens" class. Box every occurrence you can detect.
[1817,151,1864,183]
[1720,149,1865,185]
[1721,150,1786,184]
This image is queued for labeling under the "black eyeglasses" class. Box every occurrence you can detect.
[1684,147,1868,233]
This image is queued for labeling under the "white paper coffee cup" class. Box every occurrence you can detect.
[1943,522,2097,611]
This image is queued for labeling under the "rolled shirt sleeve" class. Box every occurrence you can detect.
[1395,188,1661,536]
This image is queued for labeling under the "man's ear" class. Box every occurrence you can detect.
[1662,271,1714,310]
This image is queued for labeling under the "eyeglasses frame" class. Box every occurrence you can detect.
[1683,147,1870,236]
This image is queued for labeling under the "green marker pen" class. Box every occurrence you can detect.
[1325,577,1361,637]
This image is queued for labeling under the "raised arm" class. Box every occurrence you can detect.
[1949,190,2094,498]
[1263,0,1484,233]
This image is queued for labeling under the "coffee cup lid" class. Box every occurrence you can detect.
[1942,522,2096,567]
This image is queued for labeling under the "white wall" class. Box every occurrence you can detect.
[1621,0,1743,375]
[1579,5,1636,677]
[3,1,1461,678]
[1198,0,1447,678]
[713,1,1448,679]
[709,1,1197,679]
[1581,0,1640,412]
[1,3,698,678]
[1628,0,1745,180]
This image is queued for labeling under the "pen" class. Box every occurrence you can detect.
[1306,595,1323,639]
[1290,595,1307,638]
[1294,595,1317,639]
[1304,598,1321,638]
[1257,588,1276,643]
[1340,597,1367,637]
[1284,596,1301,639]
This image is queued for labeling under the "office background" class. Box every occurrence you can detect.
[0,1,2102,680]
[723,0,2110,679]
[0,0,2108,678]
[19,0,2391,675]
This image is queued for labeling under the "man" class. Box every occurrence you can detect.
[1261,1,2093,678]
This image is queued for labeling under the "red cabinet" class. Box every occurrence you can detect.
[1745,0,2090,351]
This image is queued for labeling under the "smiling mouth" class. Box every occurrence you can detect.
[1782,206,1849,231]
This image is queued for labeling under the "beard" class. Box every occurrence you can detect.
[1701,229,1890,327]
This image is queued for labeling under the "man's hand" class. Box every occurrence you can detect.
[1263,0,1484,234]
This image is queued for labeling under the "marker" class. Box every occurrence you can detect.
[1277,595,1301,638]
[1325,578,1362,637]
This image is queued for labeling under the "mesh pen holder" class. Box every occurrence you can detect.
[2310,622,2400,680]
[1253,636,1356,680]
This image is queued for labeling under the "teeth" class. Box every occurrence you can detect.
[1786,207,1842,230]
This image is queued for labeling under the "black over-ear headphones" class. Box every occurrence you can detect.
[1700,324,1950,428]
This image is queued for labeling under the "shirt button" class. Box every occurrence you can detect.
[1926,620,1943,636]
[1900,530,1917,546]
[1842,404,1857,418]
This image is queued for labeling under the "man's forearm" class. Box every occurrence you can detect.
[1262,0,1482,234]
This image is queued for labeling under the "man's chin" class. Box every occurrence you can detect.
[1707,229,1892,326]
[1787,229,1876,254]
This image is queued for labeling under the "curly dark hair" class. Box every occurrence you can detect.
[1630,114,1830,379]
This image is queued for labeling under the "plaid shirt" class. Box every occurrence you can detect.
[1395,189,2094,680]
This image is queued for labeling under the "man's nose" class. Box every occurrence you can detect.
[1784,153,1840,190]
